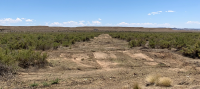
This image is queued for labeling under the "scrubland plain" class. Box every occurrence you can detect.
[0,27,200,89]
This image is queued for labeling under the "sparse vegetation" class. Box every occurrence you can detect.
[51,78,59,85]
[30,82,38,87]
[156,77,172,87]
[157,63,168,67]
[43,82,50,87]
[145,74,172,87]
[145,74,160,84]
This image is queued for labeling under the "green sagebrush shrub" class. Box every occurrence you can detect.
[0,32,101,70]
[0,32,100,51]
[16,49,48,68]
[108,32,200,58]
[129,40,138,47]
[0,48,48,68]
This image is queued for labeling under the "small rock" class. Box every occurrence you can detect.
[146,83,153,87]
[178,81,189,85]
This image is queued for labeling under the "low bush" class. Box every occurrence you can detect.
[145,74,172,87]
[16,49,48,68]
[0,62,13,76]
[0,48,48,69]
[145,74,160,84]
[156,77,172,87]
[129,40,138,47]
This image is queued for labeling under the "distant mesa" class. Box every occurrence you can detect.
[0,26,199,32]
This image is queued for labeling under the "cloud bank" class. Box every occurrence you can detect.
[46,21,171,27]
[0,18,34,25]
[0,18,173,28]
[0,18,22,24]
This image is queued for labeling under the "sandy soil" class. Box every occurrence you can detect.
[1,34,200,89]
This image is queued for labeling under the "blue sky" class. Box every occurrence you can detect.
[0,0,200,28]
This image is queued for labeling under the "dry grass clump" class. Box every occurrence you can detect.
[133,82,141,89]
[145,74,160,84]
[122,82,141,89]
[156,77,172,87]
[122,85,129,89]
[145,74,172,87]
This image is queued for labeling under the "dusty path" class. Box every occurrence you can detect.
[2,34,200,89]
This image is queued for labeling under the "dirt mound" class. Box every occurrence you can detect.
[123,51,154,61]
[93,52,108,59]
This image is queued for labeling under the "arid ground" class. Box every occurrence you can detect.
[1,34,200,89]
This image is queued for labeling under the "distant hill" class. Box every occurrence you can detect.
[0,26,199,32]
[172,28,200,31]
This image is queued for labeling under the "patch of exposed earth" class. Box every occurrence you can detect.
[1,34,200,89]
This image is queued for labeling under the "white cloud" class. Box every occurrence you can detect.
[148,10,175,15]
[49,21,85,27]
[50,22,63,26]
[26,19,33,22]
[117,22,171,27]
[79,21,85,26]
[16,18,22,21]
[92,21,101,24]
[165,10,175,12]
[0,18,22,25]
[148,11,162,15]
[63,21,77,24]
[63,21,82,27]
[186,21,200,24]
[98,18,102,20]
[0,18,34,25]
[118,22,129,25]
[47,20,102,27]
